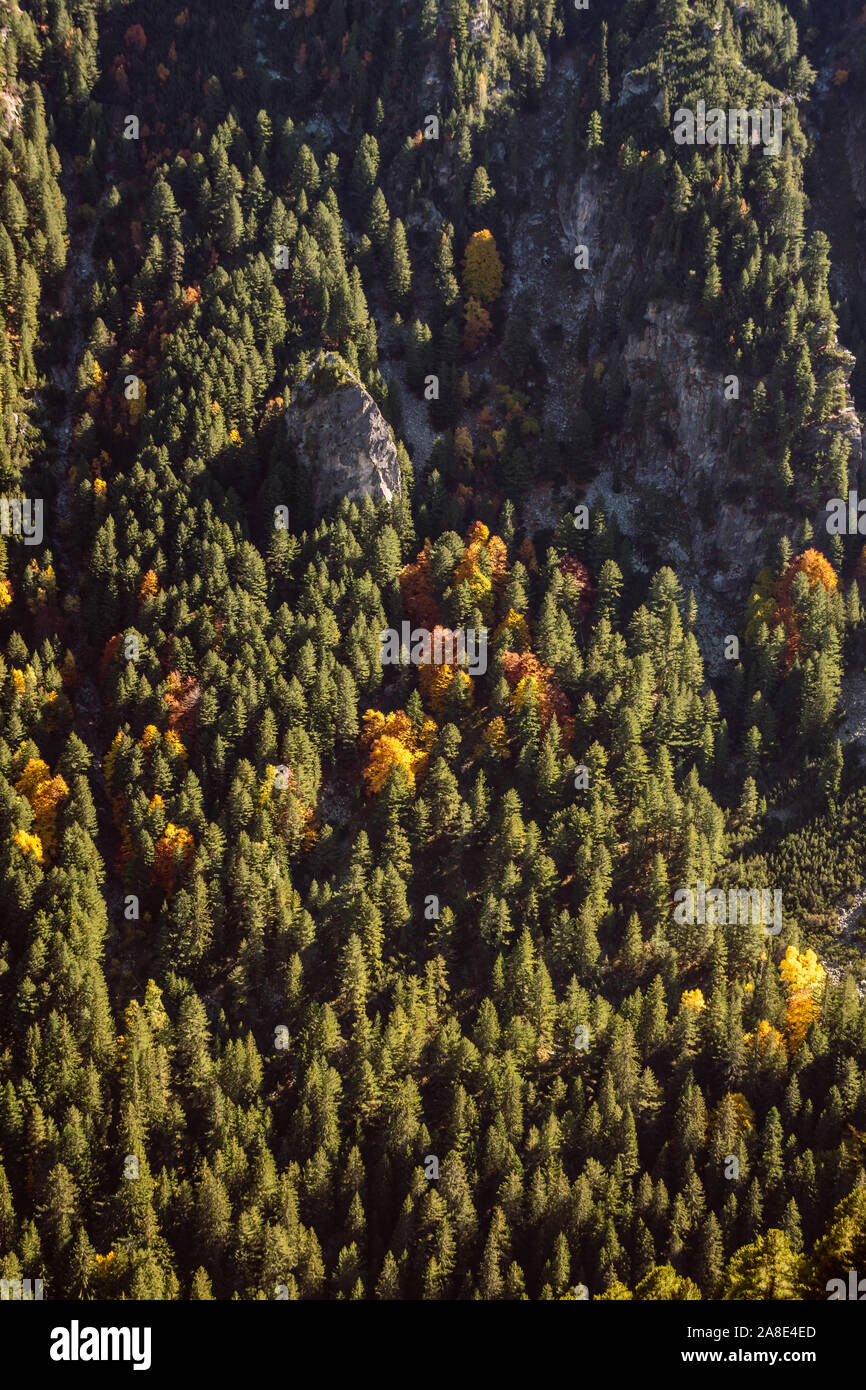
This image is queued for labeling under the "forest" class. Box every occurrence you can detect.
[1,0,866,1304]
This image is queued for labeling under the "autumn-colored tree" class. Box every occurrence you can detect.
[164,671,201,732]
[399,545,442,629]
[138,569,158,604]
[783,548,838,596]
[360,709,436,794]
[13,829,43,862]
[518,536,538,573]
[128,381,147,426]
[15,757,69,857]
[260,765,317,851]
[713,1092,755,1138]
[61,651,78,689]
[415,628,475,716]
[480,716,510,759]
[494,608,531,652]
[154,823,195,893]
[746,551,838,671]
[462,297,493,356]
[164,729,188,761]
[559,555,595,623]
[139,723,187,762]
[124,24,147,52]
[743,1019,786,1054]
[141,724,160,752]
[453,521,508,621]
[779,945,825,1051]
[502,651,572,739]
[454,427,474,472]
[462,230,504,304]
[99,634,122,684]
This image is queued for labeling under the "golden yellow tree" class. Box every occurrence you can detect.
[480,716,510,760]
[153,823,194,893]
[680,989,705,1013]
[360,709,436,794]
[462,230,504,304]
[494,608,531,652]
[779,945,825,1051]
[15,757,69,858]
[743,1018,786,1054]
[13,829,43,862]
[453,520,507,623]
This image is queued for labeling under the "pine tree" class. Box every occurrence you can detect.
[597,22,610,107]
[386,219,412,307]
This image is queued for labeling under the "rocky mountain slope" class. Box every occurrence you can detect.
[285,352,402,517]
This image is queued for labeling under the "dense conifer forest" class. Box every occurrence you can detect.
[3,0,866,1307]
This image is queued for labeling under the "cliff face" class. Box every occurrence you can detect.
[504,140,864,669]
[286,354,402,518]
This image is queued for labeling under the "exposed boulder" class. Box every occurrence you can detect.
[286,352,401,517]
[618,68,664,110]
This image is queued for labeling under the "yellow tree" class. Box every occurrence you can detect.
[360,709,436,794]
[15,757,69,858]
[743,1019,785,1054]
[680,989,705,1013]
[480,716,510,760]
[453,521,507,622]
[779,945,825,1051]
[153,823,194,893]
[462,230,504,304]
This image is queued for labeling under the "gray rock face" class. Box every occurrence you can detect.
[559,168,863,475]
[618,69,657,107]
[286,354,402,517]
[532,168,862,668]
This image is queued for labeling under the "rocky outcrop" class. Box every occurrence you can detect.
[618,68,664,111]
[593,297,799,648]
[559,166,860,464]
[286,353,401,518]
[515,165,863,667]
[503,43,863,669]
